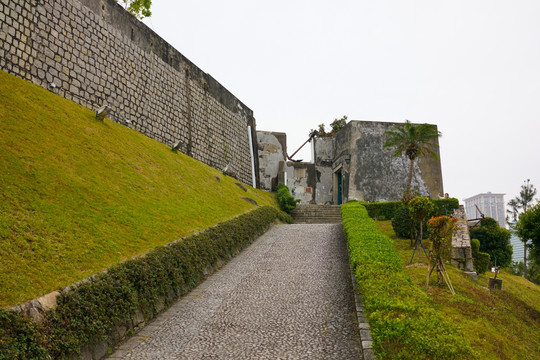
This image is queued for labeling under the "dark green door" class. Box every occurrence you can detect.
[337,171,342,205]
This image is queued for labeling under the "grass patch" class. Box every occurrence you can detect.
[1,206,283,359]
[0,70,277,307]
[376,220,540,360]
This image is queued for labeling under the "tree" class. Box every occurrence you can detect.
[116,0,152,19]
[383,120,441,193]
[508,179,537,277]
[408,196,434,263]
[517,203,540,264]
[470,217,512,268]
[426,216,458,293]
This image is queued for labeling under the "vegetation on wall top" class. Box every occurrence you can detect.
[116,0,152,19]
[311,115,348,138]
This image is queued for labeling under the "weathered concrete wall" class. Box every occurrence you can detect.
[286,162,316,204]
[312,137,334,204]
[339,121,442,202]
[257,131,287,191]
[451,206,474,272]
[0,0,258,186]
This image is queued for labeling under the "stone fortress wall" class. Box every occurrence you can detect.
[0,0,258,186]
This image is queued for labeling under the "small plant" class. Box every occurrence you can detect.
[408,196,434,262]
[276,184,300,214]
[426,216,458,292]
[313,115,348,137]
[391,205,418,244]
[222,141,230,162]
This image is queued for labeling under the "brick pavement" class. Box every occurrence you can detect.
[108,224,363,360]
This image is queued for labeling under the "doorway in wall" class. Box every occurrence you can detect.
[335,170,343,205]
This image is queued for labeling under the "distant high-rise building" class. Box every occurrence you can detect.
[464,192,506,228]
[509,234,531,264]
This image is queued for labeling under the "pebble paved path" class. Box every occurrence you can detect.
[108,224,363,360]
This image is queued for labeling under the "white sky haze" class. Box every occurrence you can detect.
[143,0,540,206]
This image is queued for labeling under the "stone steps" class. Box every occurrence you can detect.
[292,205,342,224]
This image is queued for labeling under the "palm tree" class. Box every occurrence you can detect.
[383,120,442,194]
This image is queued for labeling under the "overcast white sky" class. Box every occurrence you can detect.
[142,0,540,206]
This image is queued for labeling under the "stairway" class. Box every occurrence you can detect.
[291,205,342,224]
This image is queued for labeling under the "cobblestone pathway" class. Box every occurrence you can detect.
[108,224,363,360]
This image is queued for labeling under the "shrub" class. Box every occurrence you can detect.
[470,217,512,268]
[471,239,490,274]
[276,184,299,213]
[362,201,402,220]
[432,198,460,216]
[391,198,460,241]
[276,210,294,224]
[341,202,472,359]
[0,310,49,359]
[476,252,491,274]
[391,206,416,239]
[427,216,458,262]
[0,206,281,359]
[362,198,459,221]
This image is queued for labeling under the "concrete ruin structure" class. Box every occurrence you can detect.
[451,206,474,273]
[257,120,444,204]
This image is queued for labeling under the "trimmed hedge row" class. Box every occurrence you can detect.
[361,201,402,220]
[341,202,472,360]
[0,206,284,360]
[432,198,460,216]
[361,198,459,220]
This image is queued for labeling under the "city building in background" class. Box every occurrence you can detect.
[509,234,531,264]
[464,192,506,228]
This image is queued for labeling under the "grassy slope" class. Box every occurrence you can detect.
[0,70,277,307]
[376,220,540,360]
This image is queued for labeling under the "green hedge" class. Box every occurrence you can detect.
[341,202,472,359]
[361,198,459,221]
[0,206,283,359]
[360,201,402,220]
[432,198,460,216]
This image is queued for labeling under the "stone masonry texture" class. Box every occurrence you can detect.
[107,224,363,359]
[0,0,258,186]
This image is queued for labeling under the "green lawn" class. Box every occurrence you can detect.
[376,220,540,360]
[0,70,277,307]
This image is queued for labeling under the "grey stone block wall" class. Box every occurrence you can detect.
[0,0,258,186]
